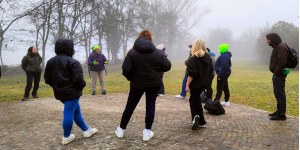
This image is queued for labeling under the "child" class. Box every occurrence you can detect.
[44,38,97,144]
[214,43,232,106]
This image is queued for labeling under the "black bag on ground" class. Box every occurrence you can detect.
[204,100,225,115]
[200,90,207,103]
[286,45,299,68]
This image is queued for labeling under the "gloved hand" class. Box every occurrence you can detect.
[104,61,109,64]
[92,60,99,65]
[282,68,290,75]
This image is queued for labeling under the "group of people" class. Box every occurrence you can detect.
[175,44,232,107]
[19,30,290,144]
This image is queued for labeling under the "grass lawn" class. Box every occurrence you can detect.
[0,61,298,116]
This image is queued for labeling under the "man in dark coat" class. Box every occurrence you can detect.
[266,33,289,120]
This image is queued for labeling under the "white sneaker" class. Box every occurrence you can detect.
[143,129,154,141]
[83,127,98,138]
[221,101,230,107]
[175,95,185,99]
[191,115,200,130]
[62,134,75,145]
[158,94,164,97]
[115,126,124,138]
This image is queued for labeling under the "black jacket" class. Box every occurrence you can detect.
[44,54,86,102]
[21,53,42,73]
[122,37,171,88]
[187,53,213,88]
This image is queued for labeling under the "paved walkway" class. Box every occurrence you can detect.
[0,93,298,150]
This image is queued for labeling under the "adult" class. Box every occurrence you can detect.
[21,46,42,101]
[115,30,171,141]
[266,33,289,120]
[87,44,108,95]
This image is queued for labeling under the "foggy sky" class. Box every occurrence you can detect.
[194,0,299,38]
[2,0,299,65]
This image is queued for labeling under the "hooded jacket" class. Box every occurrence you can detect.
[214,52,232,77]
[122,37,171,88]
[21,52,42,73]
[44,39,86,102]
[187,53,213,88]
[267,33,288,75]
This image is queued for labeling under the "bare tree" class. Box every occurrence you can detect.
[0,0,43,66]
[29,0,55,69]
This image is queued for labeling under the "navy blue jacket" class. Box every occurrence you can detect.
[122,37,171,88]
[214,52,232,77]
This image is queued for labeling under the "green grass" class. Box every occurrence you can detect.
[0,62,298,116]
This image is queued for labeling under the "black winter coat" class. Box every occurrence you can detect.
[44,54,86,102]
[122,37,171,88]
[187,53,213,88]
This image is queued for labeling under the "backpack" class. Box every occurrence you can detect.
[200,90,207,103]
[204,100,225,115]
[286,45,299,68]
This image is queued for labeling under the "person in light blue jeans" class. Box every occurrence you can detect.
[176,45,192,99]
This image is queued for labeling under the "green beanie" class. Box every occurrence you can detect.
[91,45,101,51]
[218,43,229,54]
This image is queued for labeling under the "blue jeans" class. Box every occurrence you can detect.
[179,74,188,97]
[63,98,89,137]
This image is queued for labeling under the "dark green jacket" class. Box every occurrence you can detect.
[21,54,42,72]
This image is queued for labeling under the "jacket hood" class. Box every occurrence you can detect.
[55,38,75,56]
[266,33,282,47]
[133,37,156,53]
[222,51,232,58]
[198,53,212,64]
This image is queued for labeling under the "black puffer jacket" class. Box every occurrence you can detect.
[187,53,213,88]
[44,39,86,102]
[122,37,171,88]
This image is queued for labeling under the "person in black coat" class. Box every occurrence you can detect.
[115,30,171,141]
[214,43,232,107]
[44,38,97,145]
[186,39,213,130]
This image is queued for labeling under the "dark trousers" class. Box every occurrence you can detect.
[159,75,165,94]
[189,87,206,125]
[214,76,230,102]
[24,72,41,98]
[120,86,160,129]
[272,74,286,116]
[206,85,213,100]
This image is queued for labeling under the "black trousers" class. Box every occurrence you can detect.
[214,76,230,102]
[120,86,160,129]
[24,71,41,98]
[272,74,286,116]
[189,87,206,125]
[158,75,165,94]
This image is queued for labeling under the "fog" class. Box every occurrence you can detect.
[1,0,299,66]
